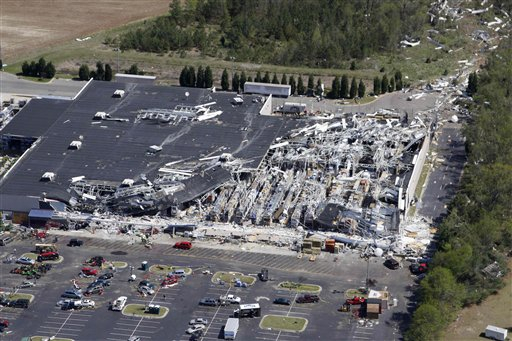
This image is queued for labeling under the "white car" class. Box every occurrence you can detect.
[16,256,35,265]
[189,318,208,325]
[138,286,155,296]
[186,324,206,334]
[111,296,127,311]
[80,299,95,308]
[220,294,241,304]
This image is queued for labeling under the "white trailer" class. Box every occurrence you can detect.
[243,82,291,97]
[224,318,239,340]
[485,325,508,341]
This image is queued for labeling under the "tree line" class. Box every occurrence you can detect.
[119,0,429,68]
[21,58,56,79]
[405,39,512,340]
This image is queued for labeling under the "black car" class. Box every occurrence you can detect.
[296,294,319,303]
[138,280,155,289]
[68,238,84,247]
[7,299,29,308]
[190,330,203,341]
[61,301,82,311]
[273,297,291,305]
[384,258,400,270]
[409,263,428,274]
[99,272,114,280]
[91,279,111,287]
[199,298,219,306]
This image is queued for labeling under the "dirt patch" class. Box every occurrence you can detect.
[0,0,170,60]
[442,260,512,341]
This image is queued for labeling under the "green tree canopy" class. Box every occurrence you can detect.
[105,64,113,81]
[340,75,349,98]
[349,77,357,99]
[78,64,90,81]
[205,66,213,88]
[297,76,305,95]
[358,79,366,98]
[373,76,381,95]
[221,68,229,90]
[289,75,297,95]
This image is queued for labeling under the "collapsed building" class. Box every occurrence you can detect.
[0,80,431,241]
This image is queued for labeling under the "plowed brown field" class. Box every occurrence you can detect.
[0,0,169,59]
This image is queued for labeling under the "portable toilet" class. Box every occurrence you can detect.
[141,261,149,271]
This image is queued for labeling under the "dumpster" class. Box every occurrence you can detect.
[141,261,149,271]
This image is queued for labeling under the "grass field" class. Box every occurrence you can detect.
[102,261,127,270]
[122,304,168,319]
[212,272,256,286]
[149,264,192,275]
[442,261,512,340]
[278,282,321,293]
[260,315,308,332]
[7,293,34,302]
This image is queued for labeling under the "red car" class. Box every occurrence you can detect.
[174,241,192,250]
[0,319,9,328]
[81,267,98,277]
[345,296,366,305]
[37,251,59,262]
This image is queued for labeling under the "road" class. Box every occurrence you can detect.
[0,72,85,101]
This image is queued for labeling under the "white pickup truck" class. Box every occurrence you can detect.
[111,296,127,311]
[219,294,241,304]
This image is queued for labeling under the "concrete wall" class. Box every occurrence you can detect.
[404,133,430,217]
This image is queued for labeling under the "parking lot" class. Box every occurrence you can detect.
[0,236,415,340]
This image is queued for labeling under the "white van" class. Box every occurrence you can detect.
[171,269,186,278]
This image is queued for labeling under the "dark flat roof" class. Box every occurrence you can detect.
[0,81,300,210]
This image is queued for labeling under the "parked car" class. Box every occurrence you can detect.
[37,251,59,262]
[384,257,400,270]
[84,285,104,296]
[138,286,155,296]
[61,301,82,311]
[61,289,83,300]
[17,280,35,289]
[98,272,114,280]
[79,299,96,308]
[174,241,192,250]
[138,280,156,289]
[91,278,111,287]
[409,262,428,275]
[199,298,219,306]
[273,297,291,305]
[81,267,98,277]
[219,294,241,304]
[345,296,366,305]
[111,296,127,311]
[56,299,80,307]
[68,238,84,247]
[7,299,29,308]
[296,294,319,303]
[189,318,208,325]
[186,324,206,334]
[16,256,35,265]
[0,319,9,332]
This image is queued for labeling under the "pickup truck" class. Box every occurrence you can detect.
[219,294,241,304]
[111,296,127,311]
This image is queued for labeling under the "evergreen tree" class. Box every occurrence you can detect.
[247,75,253,82]
[196,65,205,88]
[29,61,37,77]
[467,71,478,95]
[373,76,381,95]
[44,62,56,79]
[315,79,323,96]
[204,66,213,88]
[394,70,403,91]
[127,64,139,75]
[330,76,340,99]
[307,75,314,90]
[350,61,356,70]
[271,73,279,84]
[349,77,357,99]
[358,79,366,98]
[0,59,2,70]
[389,77,395,93]
[95,61,105,81]
[381,74,389,94]
[240,71,247,90]
[289,75,296,95]
[255,71,262,83]
[281,74,287,85]
[105,64,113,81]
[179,66,188,86]
[89,70,97,80]
[22,61,30,76]
[232,72,240,92]
[188,66,196,87]
[221,68,229,90]
[37,57,46,78]
[78,64,90,81]
[263,71,270,83]
[297,76,305,95]
[340,74,349,98]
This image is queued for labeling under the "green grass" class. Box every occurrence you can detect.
[7,293,34,302]
[260,315,308,332]
[149,264,192,275]
[345,288,368,299]
[29,337,73,341]
[278,282,321,293]
[22,253,38,260]
[122,304,168,319]
[102,261,128,269]
[211,272,256,286]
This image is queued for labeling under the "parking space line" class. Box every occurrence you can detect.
[44,321,86,327]
[109,332,151,339]
[114,327,155,333]
[352,336,372,340]
[355,331,374,335]
[39,325,81,332]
